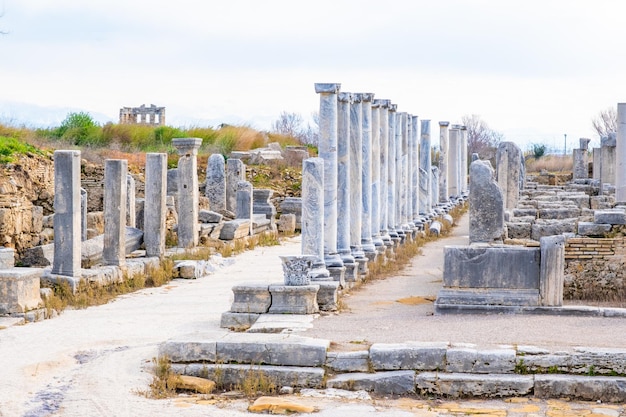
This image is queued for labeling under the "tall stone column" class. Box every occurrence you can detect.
[52,150,81,278]
[206,154,226,212]
[226,158,245,213]
[370,100,384,252]
[236,180,253,236]
[377,99,392,246]
[144,153,167,258]
[438,121,450,202]
[399,112,409,230]
[126,174,136,227]
[349,94,367,270]
[394,112,405,236]
[80,188,87,242]
[612,113,624,193]
[361,93,377,258]
[387,104,398,239]
[336,92,357,278]
[103,159,128,266]
[461,126,469,194]
[419,120,432,214]
[410,115,421,225]
[315,83,344,272]
[173,138,202,248]
[301,157,330,279]
[431,166,439,208]
[448,125,461,198]
[495,141,522,211]
[573,138,590,180]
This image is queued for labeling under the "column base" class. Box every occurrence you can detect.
[327,266,346,288]
[268,284,319,314]
[317,281,340,311]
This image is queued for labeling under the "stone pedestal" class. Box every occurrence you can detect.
[173,138,202,248]
[52,150,81,278]
[144,153,168,258]
[103,159,128,267]
[268,284,320,314]
[206,154,226,211]
[0,268,43,314]
[317,281,339,311]
[230,284,271,313]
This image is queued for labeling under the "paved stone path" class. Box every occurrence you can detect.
[1,216,626,416]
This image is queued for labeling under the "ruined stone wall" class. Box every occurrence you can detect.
[564,237,626,301]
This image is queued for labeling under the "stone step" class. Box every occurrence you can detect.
[415,372,534,398]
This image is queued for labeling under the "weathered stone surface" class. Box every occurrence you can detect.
[280,197,302,230]
[248,397,314,414]
[416,372,533,398]
[284,146,309,167]
[0,268,43,314]
[216,333,329,367]
[577,221,611,236]
[521,347,626,375]
[219,312,260,330]
[496,141,523,210]
[316,281,339,312]
[252,189,276,224]
[445,348,516,374]
[539,235,564,306]
[219,219,250,240]
[206,153,226,212]
[198,210,223,224]
[436,289,540,311]
[159,339,217,363]
[594,209,626,225]
[538,207,580,219]
[534,374,626,402]
[443,245,540,289]
[175,363,325,388]
[277,213,296,233]
[230,284,271,313]
[513,208,537,218]
[531,219,577,241]
[174,375,215,394]
[369,342,447,371]
[506,222,532,239]
[226,158,245,213]
[325,351,370,373]
[268,284,319,314]
[326,371,416,395]
[0,247,14,269]
[103,159,128,267]
[469,160,504,243]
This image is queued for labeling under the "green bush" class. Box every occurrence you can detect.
[54,112,103,146]
[531,143,547,159]
[0,136,44,164]
[153,126,188,146]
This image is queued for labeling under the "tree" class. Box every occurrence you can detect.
[271,111,304,138]
[461,114,503,161]
[591,107,617,138]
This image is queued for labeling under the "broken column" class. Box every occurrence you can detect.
[447,125,461,199]
[361,93,377,259]
[103,159,128,267]
[301,157,330,280]
[394,112,404,236]
[469,160,504,243]
[144,153,168,258]
[618,103,626,201]
[51,150,82,278]
[173,138,202,248]
[206,153,226,212]
[226,158,245,213]
[235,180,253,236]
[336,92,357,281]
[601,133,616,188]
[573,138,590,180]
[126,174,136,227]
[419,120,432,214]
[460,125,469,194]
[438,121,449,202]
[495,141,522,211]
[539,235,565,306]
[315,83,344,278]
[80,188,87,242]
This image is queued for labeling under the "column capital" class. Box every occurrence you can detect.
[439,121,450,127]
[172,138,202,155]
[315,83,341,94]
[360,93,375,102]
[373,99,389,108]
[389,104,398,112]
[460,125,468,131]
[352,93,363,103]
[338,92,353,103]
[451,124,462,130]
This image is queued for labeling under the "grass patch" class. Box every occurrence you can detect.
[0,135,46,164]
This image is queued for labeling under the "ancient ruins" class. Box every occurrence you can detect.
[119,104,166,126]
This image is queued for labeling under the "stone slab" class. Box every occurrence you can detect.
[520,347,626,375]
[577,222,611,236]
[594,209,626,225]
[326,371,416,395]
[325,351,370,373]
[268,284,319,315]
[219,312,260,331]
[0,268,43,314]
[230,284,271,313]
[0,247,14,269]
[198,210,223,223]
[369,342,448,371]
[445,348,516,374]
[219,219,251,240]
[415,372,534,398]
[534,374,626,402]
[246,313,316,333]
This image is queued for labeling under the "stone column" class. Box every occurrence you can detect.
[103,159,128,266]
[572,148,588,180]
[361,93,377,258]
[495,141,522,211]
[301,157,330,279]
[349,94,367,270]
[539,235,565,306]
[315,83,344,274]
[226,158,245,213]
[618,103,626,201]
[394,112,403,234]
[126,174,136,227]
[461,126,469,194]
[236,180,253,236]
[399,112,409,231]
[592,148,602,180]
[387,104,398,239]
[410,115,421,225]
[52,150,82,278]
[447,125,461,199]
[470,160,504,243]
[601,133,616,188]
[80,188,87,241]
[144,153,167,258]
[431,166,439,209]
[336,92,357,280]
[206,154,226,212]
[172,138,202,248]
[438,121,449,203]
[419,120,432,214]
[377,99,392,246]
[371,101,384,251]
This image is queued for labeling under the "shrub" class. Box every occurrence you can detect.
[54,112,103,146]
[0,135,45,164]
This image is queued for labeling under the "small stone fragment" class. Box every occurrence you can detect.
[248,396,315,414]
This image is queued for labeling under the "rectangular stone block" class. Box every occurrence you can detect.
[534,374,626,402]
[538,207,580,219]
[594,209,626,225]
[219,219,251,240]
[158,339,218,363]
[325,351,370,373]
[174,363,325,389]
[521,347,626,375]
[577,222,611,236]
[443,245,540,289]
[230,284,271,313]
[268,284,319,314]
[445,348,516,374]
[0,247,14,269]
[369,342,447,371]
[435,288,540,310]
[506,222,532,239]
[219,312,260,331]
[0,268,43,314]
[326,371,416,395]
[216,333,329,367]
[415,372,533,398]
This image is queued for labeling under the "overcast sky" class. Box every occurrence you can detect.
[2,0,626,151]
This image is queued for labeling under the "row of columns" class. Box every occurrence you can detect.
[304,83,467,284]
